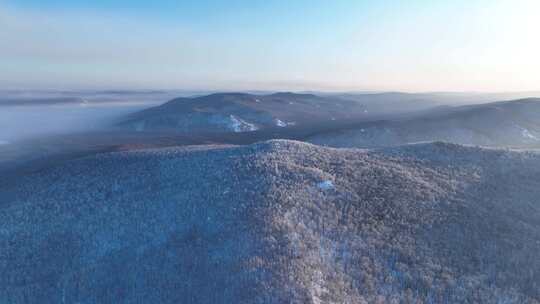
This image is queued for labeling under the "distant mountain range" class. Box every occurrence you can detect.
[308,98,540,148]
[117,92,368,133]
[118,92,540,149]
[328,91,540,114]
[1,140,539,303]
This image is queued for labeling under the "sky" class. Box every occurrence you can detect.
[1,0,539,92]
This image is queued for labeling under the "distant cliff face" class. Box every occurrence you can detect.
[308,98,540,149]
[1,140,540,303]
[117,92,367,133]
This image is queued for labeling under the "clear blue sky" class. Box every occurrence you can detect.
[1,0,538,91]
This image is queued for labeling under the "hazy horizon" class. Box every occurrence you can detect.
[2,88,540,97]
[1,0,539,92]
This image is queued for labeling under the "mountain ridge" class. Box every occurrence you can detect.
[308,98,540,148]
[117,92,367,133]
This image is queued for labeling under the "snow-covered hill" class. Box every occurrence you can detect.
[1,140,539,303]
[308,98,540,149]
[117,92,367,133]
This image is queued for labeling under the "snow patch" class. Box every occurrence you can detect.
[275,119,287,127]
[521,128,538,140]
[274,118,296,127]
[317,180,334,191]
[406,141,434,145]
[229,115,258,132]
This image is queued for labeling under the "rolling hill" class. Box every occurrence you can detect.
[327,91,540,115]
[308,98,540,148]
[1,140,539,303]
[116,92,368,133]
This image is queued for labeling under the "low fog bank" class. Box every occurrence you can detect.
[0,89,205,106]
[0,89,228,143]
[0,101,157,144]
